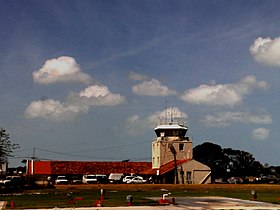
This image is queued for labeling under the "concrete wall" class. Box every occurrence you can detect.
[178,159,211,184]
[152,139,192,169]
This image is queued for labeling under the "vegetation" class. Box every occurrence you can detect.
[193,142,275,182]
[0,128,19,163]
[1,184,280,209]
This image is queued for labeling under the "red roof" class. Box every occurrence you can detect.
[27,160,152,175]
[142,159,191,175]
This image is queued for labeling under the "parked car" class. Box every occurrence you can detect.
[108,173,123,183]
[126,176,146,184]
[96,174,108,183]
[71,176,82,184]
[0,176,23,186]
[55,176,68,185]
[82,174,97,184]
[122,175,136,183]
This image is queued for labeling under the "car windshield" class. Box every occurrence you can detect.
[125,176,134,179]
[57,177,66,180]
[87,175,96,179]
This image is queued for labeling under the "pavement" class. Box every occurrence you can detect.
[2,197,280,210]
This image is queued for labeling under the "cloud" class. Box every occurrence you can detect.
[124,115,147,136]
[33,56,92,84]
[76,85,126,106]
[251,128,270,140]
[28,55,126,121]
[25,99,89,121]
[180,75,268,107]
[132,79,177,96]
[25,85,126,121]
[124,107,187,135]
[250,36,280,67]
[202,111,272,127]
[128,71,150,81]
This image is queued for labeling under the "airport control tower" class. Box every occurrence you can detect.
[152,108,192,169]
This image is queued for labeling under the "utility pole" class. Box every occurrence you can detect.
[32,147,37,160]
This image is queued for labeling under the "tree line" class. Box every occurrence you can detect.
[193,142,280,183]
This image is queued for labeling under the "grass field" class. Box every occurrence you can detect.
[1,184,280,209]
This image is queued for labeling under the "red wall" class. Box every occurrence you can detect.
[27,160,51,175]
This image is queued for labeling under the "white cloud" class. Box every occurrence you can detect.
[128,71,150,81]
[180,75,268,107]
[25,85,125,121]
[202,111,272,127]
[25,99,89,121]
[33,56,92,84]
[252,127,270,140]
[250,36,280,67]
[77,85,126,106]
[132,79,177,96]
[124,107,187,135]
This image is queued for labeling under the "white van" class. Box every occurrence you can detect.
[82,174,97,184]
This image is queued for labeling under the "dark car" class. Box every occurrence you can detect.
[71,176,82,184]
[0,176,24,188]
[96,174,108,183]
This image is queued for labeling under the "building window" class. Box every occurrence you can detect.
[186,171,192,184]
[179,143,184,151]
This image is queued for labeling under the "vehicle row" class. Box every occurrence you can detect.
[54,174,147,184]
[0,174,148,186]
[54,174,108,184]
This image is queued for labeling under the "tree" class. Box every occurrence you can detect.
[193,142,263,181]
[0,128,19,163]
[222,148,262,177]
[193,142,226,180]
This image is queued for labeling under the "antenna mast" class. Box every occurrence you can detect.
[165,101,167,124]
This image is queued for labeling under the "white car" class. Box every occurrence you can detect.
[82,174,97,184]
[126,176,147,184]
[55,176,68,185]
[122,176,136,183]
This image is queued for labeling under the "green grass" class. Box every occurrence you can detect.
[1,189,158,208]
[1,184,280,209]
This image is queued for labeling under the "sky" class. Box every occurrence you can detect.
[1,0,280,167]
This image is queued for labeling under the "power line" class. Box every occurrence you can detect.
[63,140,152,154]
[11,140,152,162]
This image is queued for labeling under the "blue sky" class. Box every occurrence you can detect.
[1,0,280,167]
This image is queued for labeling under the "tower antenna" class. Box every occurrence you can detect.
[165,101,168,124]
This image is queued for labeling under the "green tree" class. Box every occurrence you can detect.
[193,142,263,181]
[0,128,19,163]
[222,148,262,177]
[193,142,226,180]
